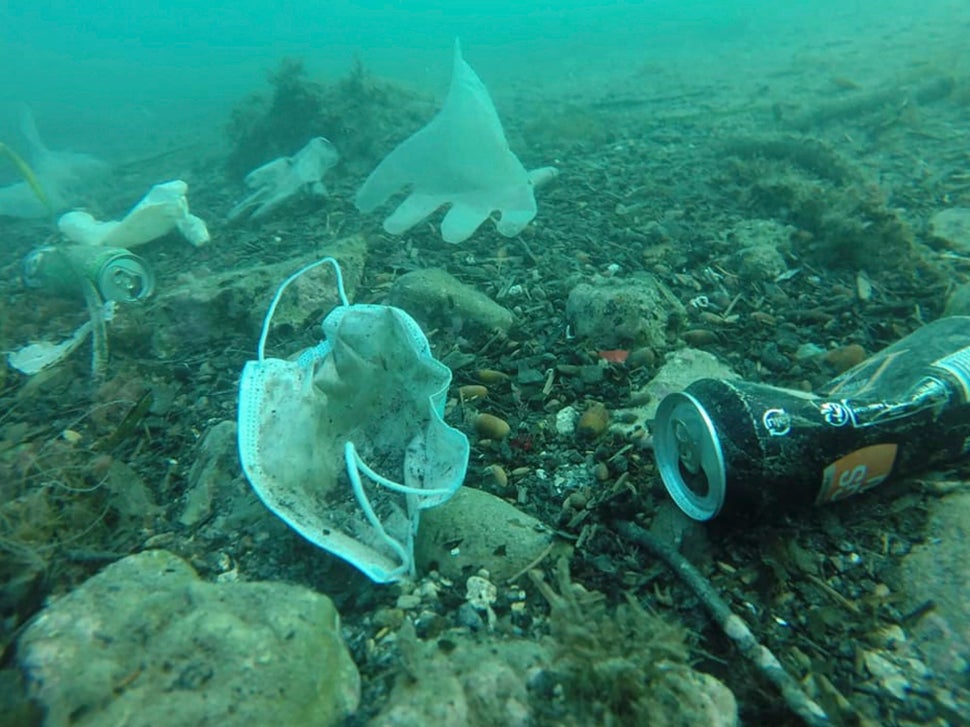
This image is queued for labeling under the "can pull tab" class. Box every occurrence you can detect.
[21,249,45,285]
[673,417,702,475]
[99,257,155,302]
[654,391,727,521]
[109,264,147,300]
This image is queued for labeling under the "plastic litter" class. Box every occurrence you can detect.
[7,321,93,375]
[0,106,106,219]
[227,137,339,221]
[237,257,469,582]
[356,39,555,244]
[58,179,209,248]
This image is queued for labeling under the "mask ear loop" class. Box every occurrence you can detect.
[256,256,349,361]
[347,440,457,499]
[344,441,413,580]
[344,441,459,580]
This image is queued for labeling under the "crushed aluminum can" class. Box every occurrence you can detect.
[22,245,155,302]
[653,316,970,521]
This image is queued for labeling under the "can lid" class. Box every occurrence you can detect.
[21,247,56,288]
[97,255,155,302]
[653,391,726,521]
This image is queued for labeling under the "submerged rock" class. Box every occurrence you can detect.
[623,346,738,421]
[415,487,568,581]
[929,207,970,253]
[566,273,685,349]
[133,234,367,358]
[17,550,360,727]
[388,268,514,335]
[894,491,970,682]
[726,219,793,281]
[371,626,543,727]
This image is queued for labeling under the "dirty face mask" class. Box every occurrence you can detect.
[237,258,469,582]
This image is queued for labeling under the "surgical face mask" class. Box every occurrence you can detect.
[237,257,469,583]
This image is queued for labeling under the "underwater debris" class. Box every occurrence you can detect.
[7,321,93,376]
[0,107,107,218]
[227,136,339,221]
[356,40,554,244]
[58,180,209,248]
[616,522,830,727]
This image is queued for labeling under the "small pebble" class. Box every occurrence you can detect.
[576,402,610,439]
[459,384,488,400]
[372,607,405,630]
[824,343,866,372]
[626,347,656,368]
[563,491,588,510]
[614,410,638,424]
[476,368,509,384]
[484,464,509,488]
[456,602,486,631]
[475,413,511,440]
[683,329,719,346]
[395,594,421,610]
[750,311,777,326]
[698,311,728,326]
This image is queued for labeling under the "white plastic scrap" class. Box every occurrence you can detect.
[7,321,92,375]
[58,180,209,248]
[227,137,339,221]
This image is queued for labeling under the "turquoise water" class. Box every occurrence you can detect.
[2,0,964,158]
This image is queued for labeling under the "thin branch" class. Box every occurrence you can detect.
[616,520,831,727]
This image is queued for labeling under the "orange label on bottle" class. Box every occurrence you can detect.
[817,443,898,504]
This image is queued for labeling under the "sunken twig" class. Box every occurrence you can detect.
[616,520,830,727]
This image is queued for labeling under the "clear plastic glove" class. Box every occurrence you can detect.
[356,40,555,244]
[227,137,339,221]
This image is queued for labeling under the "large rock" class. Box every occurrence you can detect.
[894,491,970,680]
[929,207,970,253]
[121,234,367,358]
[415,487,568,582]
[566,273,685,349]
[388,268,514,335]
[17,550,360,727]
